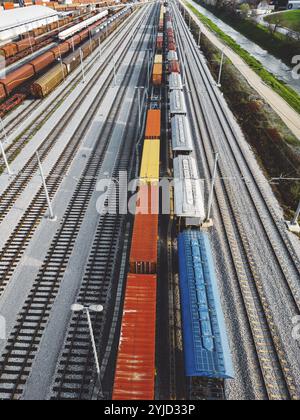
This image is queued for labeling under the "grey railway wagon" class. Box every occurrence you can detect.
[170,90,187,116]
[173,155,205,226]
[171,115,194,154]
[167,50,178,62]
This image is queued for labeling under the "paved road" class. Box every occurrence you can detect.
[184,0,300,140]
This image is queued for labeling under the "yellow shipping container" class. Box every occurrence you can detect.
[140,140,160,184]
[154,54,163,64]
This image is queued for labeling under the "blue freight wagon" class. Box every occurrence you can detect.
[178,230,234,379]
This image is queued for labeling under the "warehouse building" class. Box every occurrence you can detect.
[0,5,58,42]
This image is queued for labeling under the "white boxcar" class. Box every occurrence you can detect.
[173,155,205,226]
[169,72,183,91]
[170,90,187,116]
[58,10,108,40]
[171,115,194,155]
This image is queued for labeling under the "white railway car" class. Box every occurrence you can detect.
[58,10,109,40]
[168,50,178,62]
[170,89,187,116]
[288,1,300,9]
[169,72,183,91]
[173,155,205,227]
[171,115,194,155]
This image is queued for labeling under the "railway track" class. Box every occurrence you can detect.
[0,8,149,301]
[0,5,155,400]
[0,9,139,174]
[173,3,300,400]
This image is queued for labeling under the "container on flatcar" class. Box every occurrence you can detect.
[152,63,163,85]
[154,54,163,65]
[129,184,159,274]
[112,273,157,400]
[145,109,161,139]
[31,63,67,98]
[140,139,160,184]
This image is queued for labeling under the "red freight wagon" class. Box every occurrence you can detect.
[0,64,35,94]
[112,274,157,400]
[30,52,56,73]
[152,64,163,86]
[168,60,180,74]
[0,44,18,59]
[145,109,161,139]
[0,84,6,102]
[156,36,163,51]
[51,42,70,58]
[168,42,176,51]
[130,185,159,274]
[17,37,36,53]
[167,28,174,37]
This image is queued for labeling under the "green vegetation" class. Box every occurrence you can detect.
[186,3,300,115]
[193,1,300,67]
[187,16,300,214]
[265,10,300,32]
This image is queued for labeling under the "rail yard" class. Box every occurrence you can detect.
[0,0,299,403]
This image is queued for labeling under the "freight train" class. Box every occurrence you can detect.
[166,5,233,399]
[113,2,233,401]
[112,3,164,401]
[0,8,129,103]
[30,8,132,98]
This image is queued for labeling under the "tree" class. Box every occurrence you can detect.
[239,3,251,18]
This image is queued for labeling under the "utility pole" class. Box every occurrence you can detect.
[85,308,104,399]
[80,49,86,83]
[0,118,12,175]
[36,152,56,221]
[71,304,104,399]
[286,200,300,233]
[198,28,202,48]
[98,37,102,60]
[204,152,219,227]
[217,50,225,87]
[113,55,117,87]
[135,86,144,130]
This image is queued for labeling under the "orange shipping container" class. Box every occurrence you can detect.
[152,64,162,86]
[3,2,14,10]
[130,185,159,274]
[145,109,161,139]
[112,274,157,400]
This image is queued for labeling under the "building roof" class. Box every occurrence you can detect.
[178,230,234,379]
[0,6,58,33]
